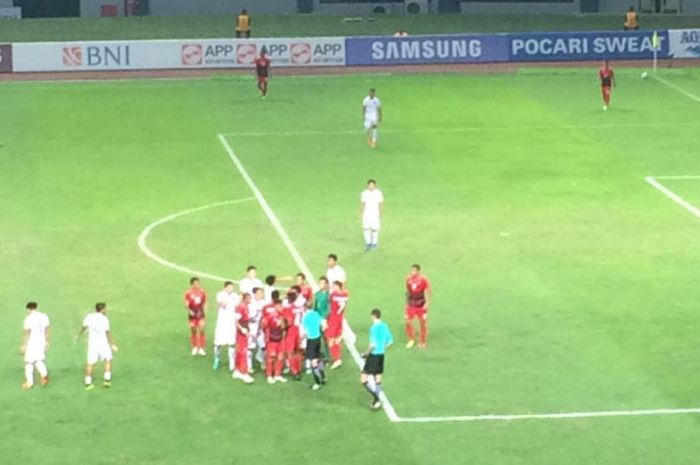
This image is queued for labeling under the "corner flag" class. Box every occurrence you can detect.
[652,30,660,50]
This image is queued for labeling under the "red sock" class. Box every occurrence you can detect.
[266,355,274,377]
[405,321,415,341]
[419,320,428,345]
[275,359,283,377]
[236,349,247,373]
[198,333,206,349]
[190,335,197,348]
[330,344,341,361]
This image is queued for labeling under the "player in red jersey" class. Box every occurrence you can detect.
[599,60,616,111]
[295,273,314,302]
[282,286,305,380]
[255,48,270,98]
[327,281,349,369]
[233,293,254,384]
[405,264,431,349]
[184,277,208,356]
[262,294,288,384]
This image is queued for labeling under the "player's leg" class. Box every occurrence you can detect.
[228,344,235,372]
[23,362,35,389]
[362,217,372,251]
[189,324,197,355]
[364,119,373,146]
[262,78,268,97]
[418,311,428,348]
[370,122,378,148]
[370,216,380,249]
[35,359,49,385]
[360,370,380,406]
[197,320,206,356]
[372,373,384,409]
[84,363,95,390]
[405,308,416,348]
[274,351,286,383]
[212,344,221,370]
[103,359,113,388]
[265,343,276,383]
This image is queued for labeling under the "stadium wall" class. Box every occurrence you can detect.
[3,29,699,75]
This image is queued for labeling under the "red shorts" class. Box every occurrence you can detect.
[325,316,343,339]
[405,306,427,320]
[257,75,268,84]
[283,327,300,353]
[267,340,283,357]
[188,317,205,328]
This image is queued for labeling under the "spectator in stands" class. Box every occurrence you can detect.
[394,29,408,37]
[236,9,251,38]
[623,6,639,31]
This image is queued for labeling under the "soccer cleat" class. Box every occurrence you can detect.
[198,348,207,357]
[370,141,377,149]
[40,376,49,386]
[330,360,343,370]
[267,376,276,385]
[21,382,33,390]
[603,105,608,111]
[212,358,220,370]
[85,384,95,391]
[405,340,415,349]
[274,376,288,384]
[103,380,111,389]
[191,347,198,356]
[237,373,254,384]
[418,343,427,349]
[311,383,321,391]
[371,400,383,411]
[291,374,302,381]
[365,244,372,252]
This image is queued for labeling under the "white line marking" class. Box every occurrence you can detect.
[645,176,700,220]
[221,122,698,138]
[395,407,700,423]
[137,198,256,282]
[217,134,400,422]
[651,175,700,180]
[651,74,700,104]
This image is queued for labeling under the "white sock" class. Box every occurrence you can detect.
[256,348,265,364]
[247,350,253,371]
[35,361,48,378]
[214,345,221,359]
[363,229,372,245]
[104,372,112,381]
[228,347,235,371]
[372,129,378,143]
[85,375,92,385]
[371,230,379,245]
[25,363,34,386]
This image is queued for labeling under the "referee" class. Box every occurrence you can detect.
[361,308,394,410]
[302,306,326,390]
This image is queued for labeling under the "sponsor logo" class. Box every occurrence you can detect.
[236,43,257,64]
[510,33,664,60]
[62,46,83,67]
[679,30,700,57]
[182,44,203,66]
[0,44,12,73]
[290,43,311,64]
[370,39,482,61]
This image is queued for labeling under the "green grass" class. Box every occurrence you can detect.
[1,14,700,42]
[3,68,700,464]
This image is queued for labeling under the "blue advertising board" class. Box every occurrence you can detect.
[345,34,510,66]
[509,30,670,62]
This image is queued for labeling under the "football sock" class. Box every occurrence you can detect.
[375,382,383,399]
[104,372,112,381]
[25,363,34,386]
[291,355,301,375]
[363,229,372,245]
[371,129,378,143]
[190,335,197,348]
[363,381,379,402]
[275,359,284,377]
[312,368,322,384]
[213,346,221,360]
[199,334,206,349]
[228,347,235,371]
[330,344,341,361]
[419,320,428,344]
[247,350,253,372]
[371,230,379,245]
[405,322,415,341]
[256,348,265,365]
[85,375,93,386]
[35,361,48,378]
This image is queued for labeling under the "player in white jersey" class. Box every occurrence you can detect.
[76,303,118,390]
[213,281,239,371]
[248,287,267,372]
[362,88,382,148]
[326,254,347,288]
[20,302,50,389]
[239,265,264,295]
[360,179,384,251]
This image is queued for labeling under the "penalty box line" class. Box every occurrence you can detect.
[217,134,400,422]
[645,176,700,220]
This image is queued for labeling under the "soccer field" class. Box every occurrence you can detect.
[2,68,700,464]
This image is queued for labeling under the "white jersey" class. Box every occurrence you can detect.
[215,290,239,346]
[327,264,347,286]
[239,277,263,296]
[217,290,240,311]
[263,284,276,303]
[83,312,112,364]
[361,189,384,218]
[24,311,50,362]
[363,96,381,121]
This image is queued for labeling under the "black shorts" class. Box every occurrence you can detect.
[362,354,385,375]
[306,338,322,360]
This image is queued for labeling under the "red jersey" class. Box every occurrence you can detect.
[406,275,430,308]
[299,284,313,302]
[184,288,207,318]
[236,303,250,331]
[255,56,270,77]
[329,290,349,318]
[599,67,614,87]
[262,306,285,342]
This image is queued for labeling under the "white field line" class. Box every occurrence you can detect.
[137,198,255,283]
[221,121,698,138]
[395,407,700,423]
[217,134,400,422]
[652,175,700,180]
[651,74,700,104]
[645,176,700,220]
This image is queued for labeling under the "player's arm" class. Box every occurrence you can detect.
[106,330,118,351]
[612,72,616,87]
[362,343,375,359]
[20,329,29,354]
[44,325,51,350]
[425,283,432,310]
[377,106,382,124]
[362,104,366,119]
[359,200,365,218]
[74,325,87,342]
[236,314,249,335]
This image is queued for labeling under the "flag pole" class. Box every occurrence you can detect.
[652,30,659,74]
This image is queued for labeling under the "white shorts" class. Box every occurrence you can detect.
[24,342,46,363]
[87,342,113,365]
[364,117,378,131]
[214,314,237,346]
[363,214,381,230]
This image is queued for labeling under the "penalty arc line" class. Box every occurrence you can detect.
[217,133,401,422]
[137,198,256,283]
